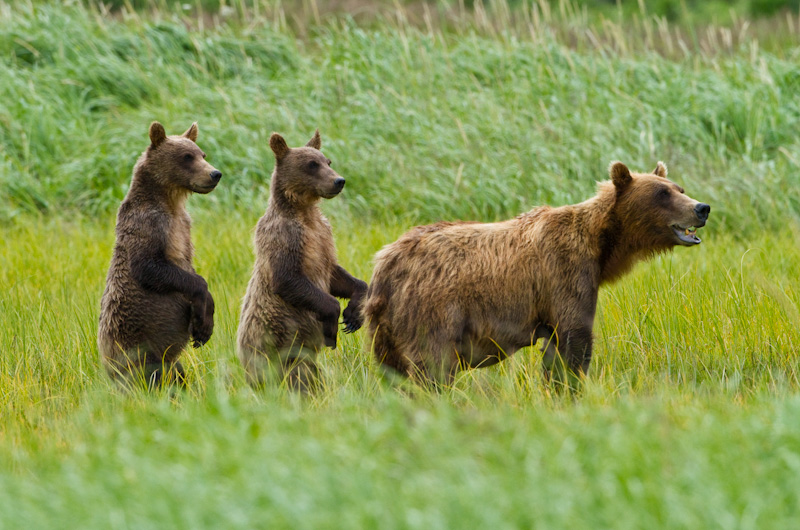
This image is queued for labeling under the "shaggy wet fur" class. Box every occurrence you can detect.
[237,130,367,391]
[364,162,710,387]
[98,122,221,388]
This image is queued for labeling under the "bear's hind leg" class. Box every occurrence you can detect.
[143,359,187,390]
[102,345,156,391]
[278,344,321,393]
[149,361,188,388]
[241,341,322,393]
[282,356,321,394]
[410,338,460,389]
[371,325,411,376]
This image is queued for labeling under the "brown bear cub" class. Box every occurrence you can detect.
[98,121,222,388]
[364,161,710,388]
[237,130,367,390]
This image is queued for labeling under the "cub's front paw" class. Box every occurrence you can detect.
[191,291,215,347]
[342,298,364,334]
[323,318,338,348]
[191,317,214,348]
[320,297,340,348]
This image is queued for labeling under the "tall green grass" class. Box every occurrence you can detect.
[4,213,800,406]
[2,0,800,229]
[3,214,800,527]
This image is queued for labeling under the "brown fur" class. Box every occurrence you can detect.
[237,130,367,390]
[98,121,222,388]
[364,162,710,387]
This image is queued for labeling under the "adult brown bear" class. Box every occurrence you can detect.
[364,161,709,388]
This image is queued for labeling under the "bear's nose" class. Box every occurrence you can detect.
[210,170,222,183]
[694,203,710,221]
[333,177,345,190]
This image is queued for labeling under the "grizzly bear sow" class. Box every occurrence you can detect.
[364,162,710,387]
[237,130,367,390]
[98,121,222,387]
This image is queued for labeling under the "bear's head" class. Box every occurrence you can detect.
[144,121,222,194]
[609,161,710,249]
[268,130,346,206]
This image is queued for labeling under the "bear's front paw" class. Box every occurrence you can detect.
[191,317,214,347]
[320,298,340,348]
[342,298,364,334]
[191,291,215,347]
[322,314,338,348]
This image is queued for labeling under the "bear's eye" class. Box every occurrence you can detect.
[307,160,320,171]
[327,159,332,167]
[183,153,193,162]
[656,187,671,201]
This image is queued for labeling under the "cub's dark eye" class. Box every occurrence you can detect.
[656,187,670,200]
[183,153,193,161]
[327,159,332,167]
[307,160,320,171]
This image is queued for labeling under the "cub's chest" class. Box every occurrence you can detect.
[164,214,193,270]
[300,217,336,285]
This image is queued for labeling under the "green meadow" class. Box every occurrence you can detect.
[3,1,800,527]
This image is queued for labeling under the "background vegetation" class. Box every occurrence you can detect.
[2,0,800,527]
[3,0,800,228]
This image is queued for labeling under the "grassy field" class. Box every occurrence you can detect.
[3,0,800,527]
[4,215,800,527]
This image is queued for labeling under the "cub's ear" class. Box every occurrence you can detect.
[653,161,668,178]
[270,133,290,160]
[183,122,199,142]
[306,129,321,150]
[609,161,632,189]
[149,121,167,148]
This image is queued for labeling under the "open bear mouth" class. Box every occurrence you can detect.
[672,224,701,245]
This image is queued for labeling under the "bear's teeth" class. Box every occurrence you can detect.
[685,228,690,236]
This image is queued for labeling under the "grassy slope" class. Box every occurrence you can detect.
[3,1,800,527]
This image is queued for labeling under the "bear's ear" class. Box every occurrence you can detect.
[609,161,632,189]
[182,122,199,142]
[149,121,167,148]
[306,129,321,150]
[653,161,668,178]
[270,133,290,160]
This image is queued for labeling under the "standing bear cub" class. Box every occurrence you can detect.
[364,161,710,388]
[98,121,222,388]
[237,130,367,390]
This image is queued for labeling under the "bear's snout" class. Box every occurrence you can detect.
[333,177,345,191]
[694,203,710,225]
[210,170,222,183]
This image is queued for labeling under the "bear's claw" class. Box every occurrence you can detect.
[342,321,359,334]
